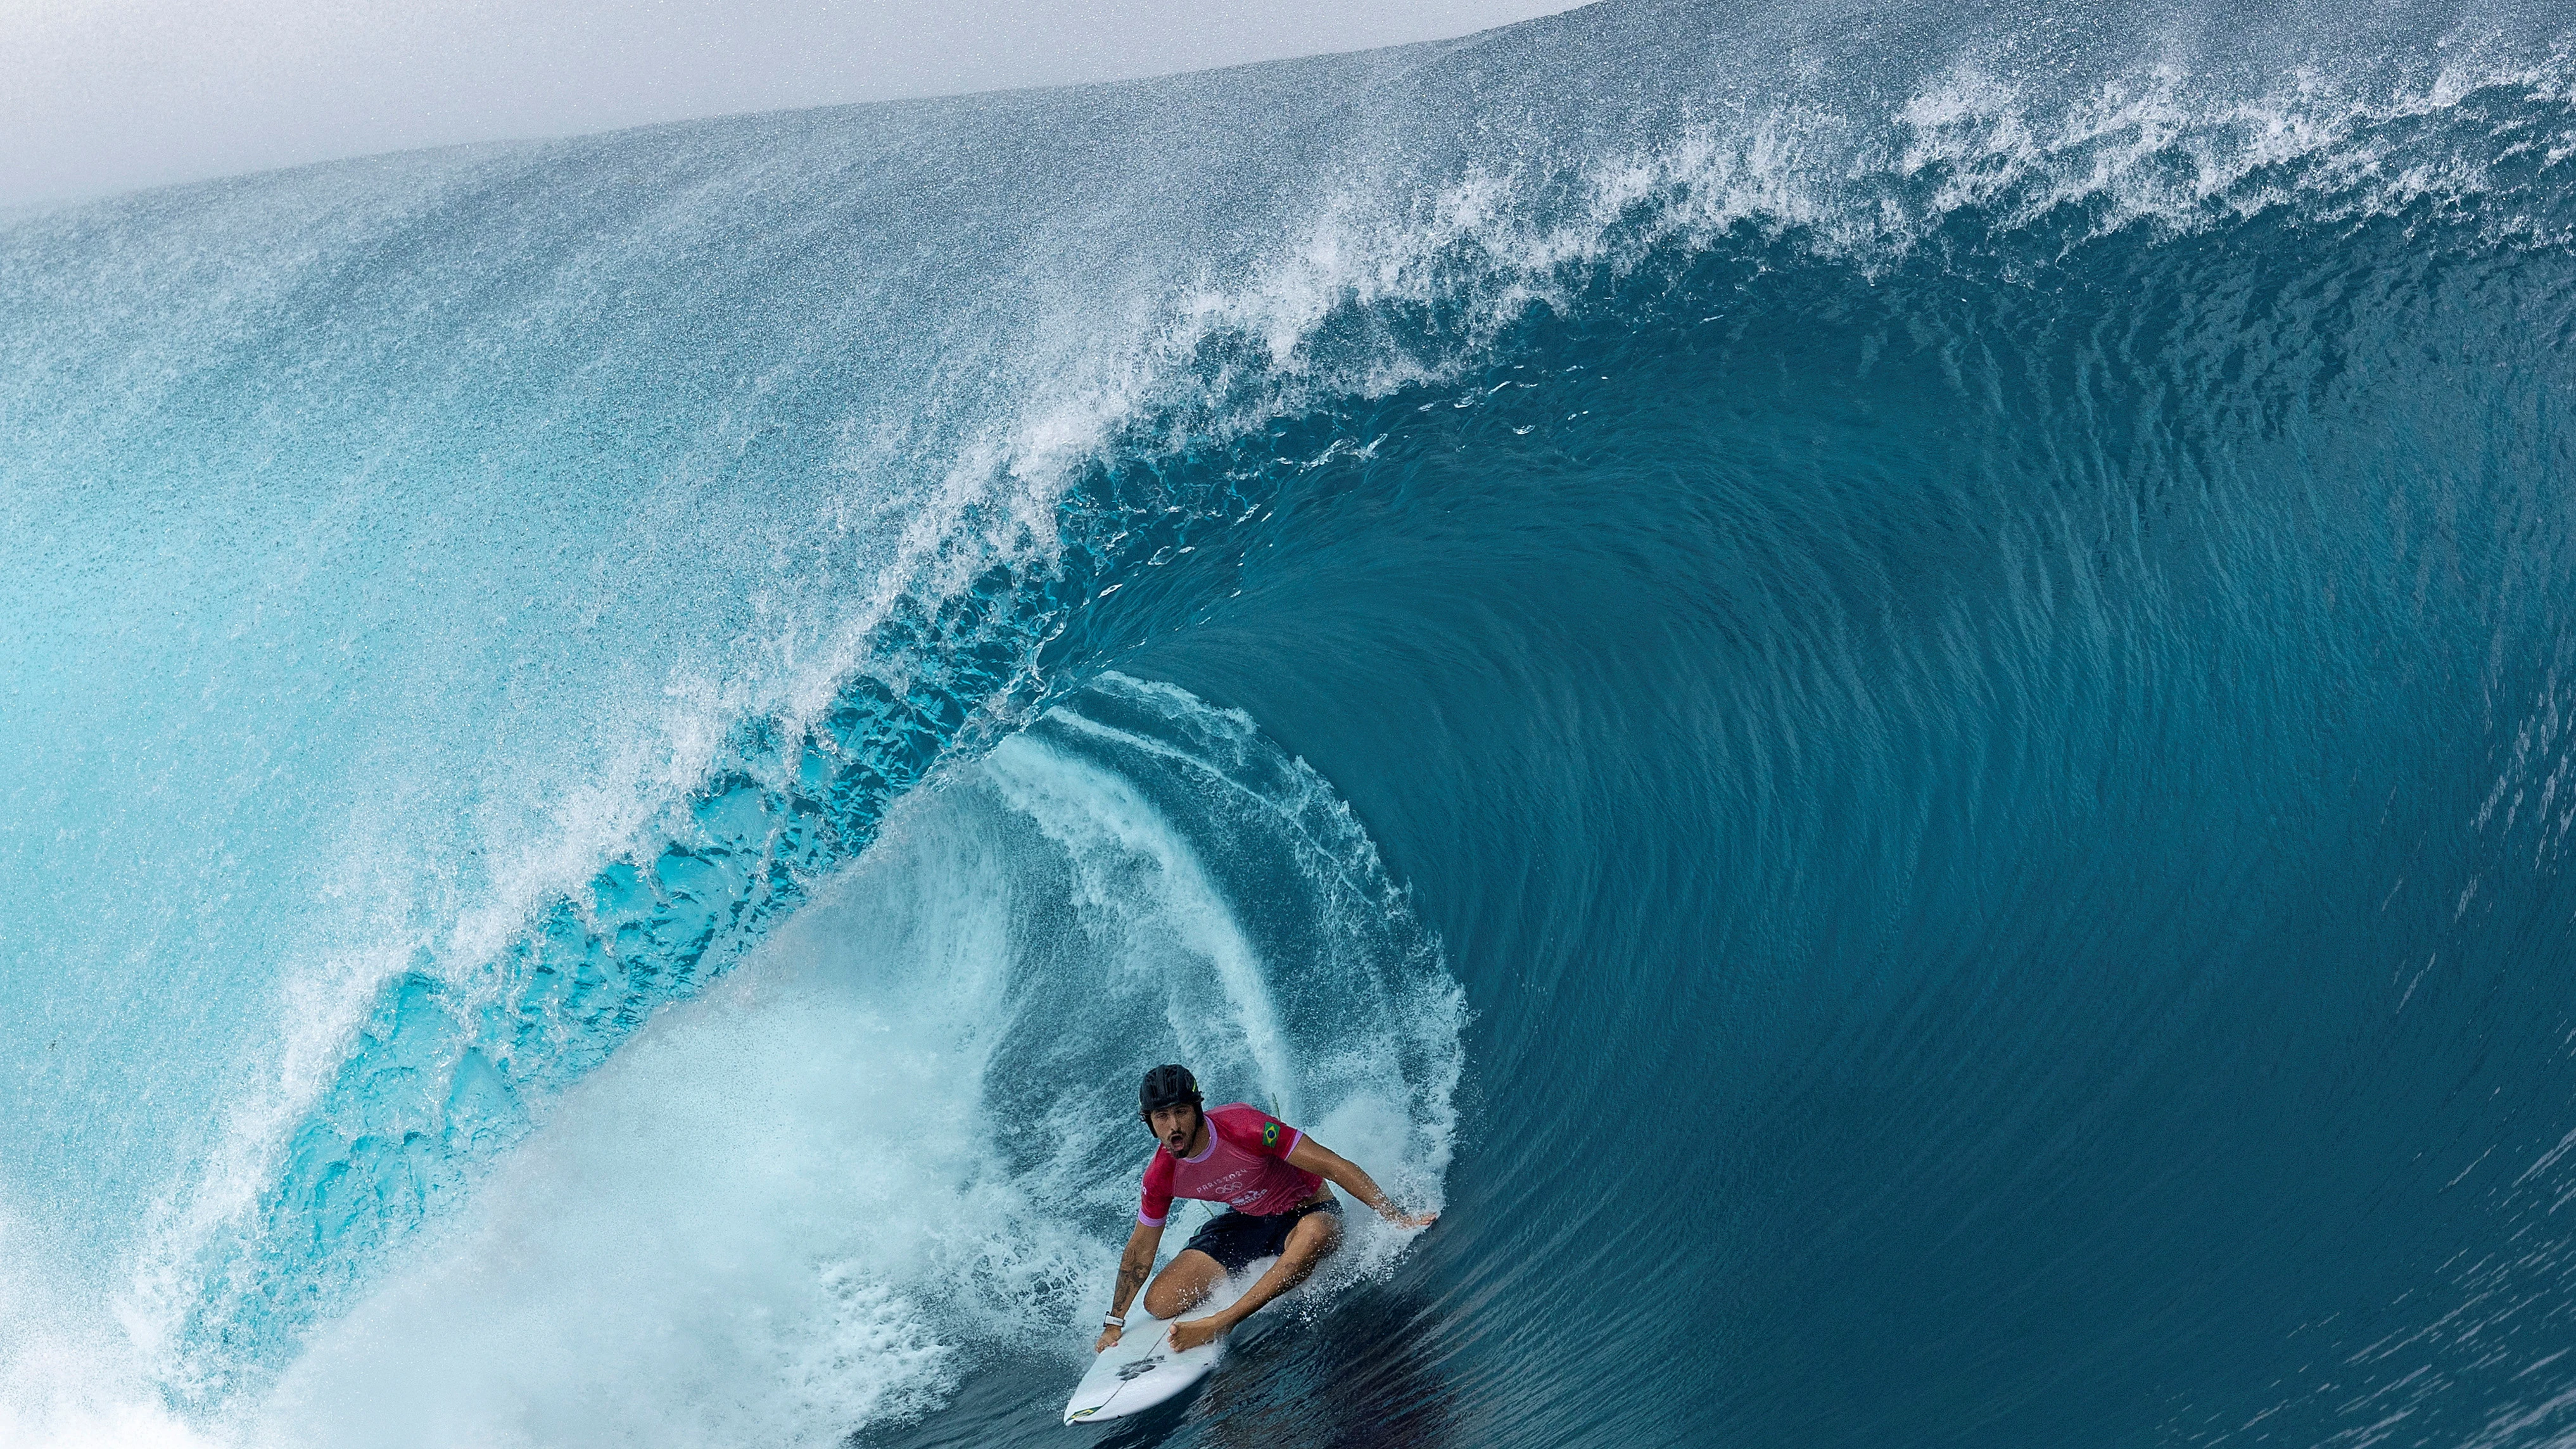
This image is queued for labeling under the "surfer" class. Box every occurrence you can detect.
[1094,1064,1437,1355]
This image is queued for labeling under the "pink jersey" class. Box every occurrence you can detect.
[1138,1103,1323,1224]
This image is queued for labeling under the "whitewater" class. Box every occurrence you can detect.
[5,0,2576,1444]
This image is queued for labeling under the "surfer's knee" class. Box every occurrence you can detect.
[1140,1275,1190,1319]
[1143,1257,1217,1318]
[1286,1210,1342,1262]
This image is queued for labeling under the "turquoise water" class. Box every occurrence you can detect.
[6,1,2576,1444]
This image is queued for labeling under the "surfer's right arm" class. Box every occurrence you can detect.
[1096,1220,1164,1353]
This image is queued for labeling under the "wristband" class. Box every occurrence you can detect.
[1102,1313,1125,1327]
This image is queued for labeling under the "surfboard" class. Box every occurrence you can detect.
[1063,1261,1269,1425]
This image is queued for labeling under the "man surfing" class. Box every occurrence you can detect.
[1094,1064,1437,1355]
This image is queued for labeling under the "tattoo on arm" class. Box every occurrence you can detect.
[1114,1256,1149,1314]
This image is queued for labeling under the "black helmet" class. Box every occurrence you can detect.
[1139,1064,1202,1120]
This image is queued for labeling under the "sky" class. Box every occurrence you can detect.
[0,0,1587,210]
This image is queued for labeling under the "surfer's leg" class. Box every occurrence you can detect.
[1168,1206,1343,1350]
[1141,1249,1228,1319]
[1227,1206,1342,1318]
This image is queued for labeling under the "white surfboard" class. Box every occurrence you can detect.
[1063,1261,1270,1425]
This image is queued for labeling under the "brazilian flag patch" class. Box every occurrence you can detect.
[1262,1121,1281,1148]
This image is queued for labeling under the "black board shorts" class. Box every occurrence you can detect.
[1181,1197,1342,1274]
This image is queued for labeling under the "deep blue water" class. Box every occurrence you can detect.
[5,1,2576,1445]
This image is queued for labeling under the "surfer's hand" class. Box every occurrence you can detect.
[1094,1324,1121,1354]
[1168,1316,1225,1353]
[1387,1208,1439,1230]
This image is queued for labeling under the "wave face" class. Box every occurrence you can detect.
[6,0,2576,1444]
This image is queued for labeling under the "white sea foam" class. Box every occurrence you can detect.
[0,1204,213,1449]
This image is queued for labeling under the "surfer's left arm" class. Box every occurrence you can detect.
[1285,1136,1438,1229]
[1096,1220,1164,1353]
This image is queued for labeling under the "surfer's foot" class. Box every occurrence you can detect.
[1168,1315,1228,1352]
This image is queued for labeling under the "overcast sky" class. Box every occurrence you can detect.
[0,0,1587,210]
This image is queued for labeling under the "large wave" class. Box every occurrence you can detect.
[5,0,2575,1443]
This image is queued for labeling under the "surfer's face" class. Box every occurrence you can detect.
[1148,1103,1200,1153]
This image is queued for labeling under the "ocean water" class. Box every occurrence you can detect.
[4,0,2575,1444]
